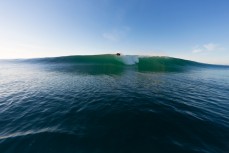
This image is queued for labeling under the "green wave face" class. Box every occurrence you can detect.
[26,54,208,74]
[31,55,125,75]
[39,54,124,65]
[137,57,202,72]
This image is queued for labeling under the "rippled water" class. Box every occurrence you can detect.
[0,60,229,153]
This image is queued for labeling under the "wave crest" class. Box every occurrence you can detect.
[120,55,139,65]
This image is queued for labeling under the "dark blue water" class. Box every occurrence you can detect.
[0,56,229,153]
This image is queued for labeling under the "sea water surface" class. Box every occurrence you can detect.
[0,55,229,153]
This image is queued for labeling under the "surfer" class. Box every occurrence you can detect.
[116,53,121,56]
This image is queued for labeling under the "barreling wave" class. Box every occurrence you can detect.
[24,54,215,73]
[30,54,201,65]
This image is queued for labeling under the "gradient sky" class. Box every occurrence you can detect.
[0,0,229,64]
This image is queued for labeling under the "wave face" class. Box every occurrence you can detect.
[1,55,229,153]
[24,54,209,73]
[31,54,199,65]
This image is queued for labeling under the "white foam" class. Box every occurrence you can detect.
[120,55,139,65]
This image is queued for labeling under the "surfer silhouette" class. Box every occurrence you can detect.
[116,53,121,56]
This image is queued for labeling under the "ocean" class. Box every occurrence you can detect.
[0,54,229,153]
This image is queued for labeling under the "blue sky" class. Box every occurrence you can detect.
[0,0,229,64]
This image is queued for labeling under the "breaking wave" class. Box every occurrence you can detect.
[14,54,228,74]
[27,54,204,66]
[22,54,211,73]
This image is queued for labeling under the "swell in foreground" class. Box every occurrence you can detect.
[0,55,229,153]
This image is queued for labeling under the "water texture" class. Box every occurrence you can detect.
[0,55,229,153]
